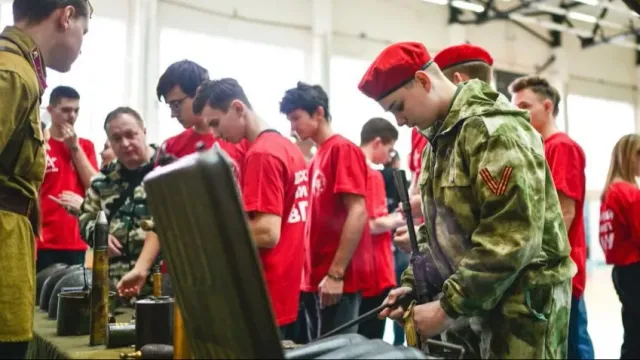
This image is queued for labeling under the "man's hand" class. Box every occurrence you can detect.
[412,300,454,339]
[61,123,79,150]
[108,235,123,257]
[58,191,83,215]
[394,225,417,254]
[117,268,149,298]
[378,286,413,324]
[318,275,344,309]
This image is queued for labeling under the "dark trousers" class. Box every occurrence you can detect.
[567,295,594,359]
[0,341,29,359]
[303,291,361,340]
[36,249,85,272]
[357,288,391,339]
[289,297,310,344]
[613,262,640,359]
[393,247,410,345]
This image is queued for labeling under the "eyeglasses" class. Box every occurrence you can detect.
[168,97,188,112]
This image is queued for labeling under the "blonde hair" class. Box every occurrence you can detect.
[603,134,640,193]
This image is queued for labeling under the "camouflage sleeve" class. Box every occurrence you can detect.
[78,178,103,246]
[440,133,547,319]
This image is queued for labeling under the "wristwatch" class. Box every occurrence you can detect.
[327,273,344,282]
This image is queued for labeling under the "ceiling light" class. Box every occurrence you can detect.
[567,12,598,23]
[574,0,599,6]
[451,0,485,13]
[421,0,448,5]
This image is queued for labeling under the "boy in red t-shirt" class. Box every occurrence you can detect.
[357,117,405,340]
[191,78,309,340]
[38,86,98,272]
[510,75,594,360]
[117,61,246,296]
[280,82,370,338]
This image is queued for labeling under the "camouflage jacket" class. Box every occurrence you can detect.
[401,80,576,319]
[79,145,158,299]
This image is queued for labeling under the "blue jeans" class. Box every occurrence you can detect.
[568,295,595,359]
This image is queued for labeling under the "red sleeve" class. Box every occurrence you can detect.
[241,153,285,216]
[546,141,584,202]
[630,193,640,242]
[81,140,98,170]
[372,171,389,218]
[333,144,367,196]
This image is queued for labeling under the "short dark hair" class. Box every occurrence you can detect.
[103,106,144,130]
[508,75,561,117]
[156,60,209,101]
[49,85,80,106]
[442,62,493,83]
[13,0,93,24]
[192,78,253,115]
[360,117,399,145]
[279,82,331,121]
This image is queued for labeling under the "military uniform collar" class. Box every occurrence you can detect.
[107,144,159,182]
[0,26,47,95]
[425,79,509,145]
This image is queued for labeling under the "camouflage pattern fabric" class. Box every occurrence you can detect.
[401,79,576,359]
[79,146,157,305]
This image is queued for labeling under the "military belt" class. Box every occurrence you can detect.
[0,185,40,237]
[0,186,32,217]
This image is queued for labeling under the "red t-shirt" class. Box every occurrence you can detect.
[303,134,372,294]
[240,130,308,326]
[40,138,98,251]
[156,127,248,179]
[409,128,428,181]
[363,165,397,298]
[599,181,640,266]
[544,132,587,298]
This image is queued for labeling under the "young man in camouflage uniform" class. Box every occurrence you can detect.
[358,42,575,359]
[78,107,157,303]
[0,1,91,357]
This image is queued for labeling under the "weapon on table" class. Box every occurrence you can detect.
[89,211,109,346]
[316,293,414,341]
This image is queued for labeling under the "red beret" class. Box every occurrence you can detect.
[434,44,493,71]
[358,42,433,101]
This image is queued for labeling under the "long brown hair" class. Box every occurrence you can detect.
[603,134,640,195]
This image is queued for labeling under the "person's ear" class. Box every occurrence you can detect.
[453,72,464,84]
[415,71,432,93]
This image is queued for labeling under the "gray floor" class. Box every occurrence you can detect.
[381,263,623,359]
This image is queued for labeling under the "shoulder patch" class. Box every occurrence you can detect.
[479,166,513,195]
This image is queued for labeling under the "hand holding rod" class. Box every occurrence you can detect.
[315,292,414,341]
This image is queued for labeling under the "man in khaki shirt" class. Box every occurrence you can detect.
[0,2,92,358]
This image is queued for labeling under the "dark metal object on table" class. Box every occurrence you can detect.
[135,296,174,350]
[90,210,110,346]
[35,263,68,306]
[48,267,92,319]
[39,264,80,311]
[144,148,282,359]
[285,334,367,359]
[106,322,137,349]
[56,290,91,336]
[120,344,174,359]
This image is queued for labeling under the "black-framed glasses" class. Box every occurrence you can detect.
[168,97,188,112]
